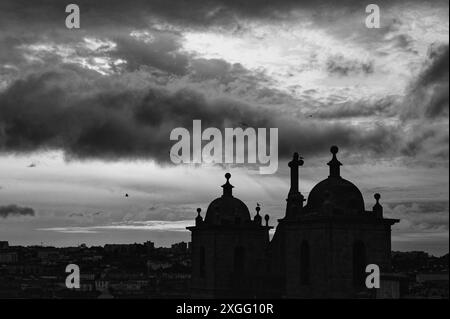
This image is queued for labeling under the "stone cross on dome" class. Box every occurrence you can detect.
[288,152,304,196]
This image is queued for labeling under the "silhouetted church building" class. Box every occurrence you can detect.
[187,146,399,298]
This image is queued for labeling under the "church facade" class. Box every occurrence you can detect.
[187,146,399,298]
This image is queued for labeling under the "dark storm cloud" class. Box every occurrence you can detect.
[112,33,190,75]
[0,204,35,218]
[187,59,287,105]
[326,55,374,76]
[0,0,446,164]
[395,44,449,162]
[403,44,449,120]
[1,0,444,30]
[400,122,449,160]
[417,45,449,118]
[0,0,445,84]
[0,65,400,162]
[189,59,247,82]
[420,45,449,85]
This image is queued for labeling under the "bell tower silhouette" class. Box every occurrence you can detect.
[188,146,400,298]
[187,173,272,298]
[268,147,399,298]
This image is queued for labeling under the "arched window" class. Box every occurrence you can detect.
[233,246,245,274]
[199,246,206,278]
[353,241,366,287]
[300,241,310,285]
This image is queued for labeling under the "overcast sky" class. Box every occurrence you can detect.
[0,0,448,255]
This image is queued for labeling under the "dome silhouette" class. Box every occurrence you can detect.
[204,173,251,225]
[305,146,365,215]
[306,177,365,214]
[204,196,251,225]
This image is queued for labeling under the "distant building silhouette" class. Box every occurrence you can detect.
[0,241,9,250]
[188,146,400,298]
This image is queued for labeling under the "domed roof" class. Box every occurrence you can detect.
[205,196,251,225]
[204,173,251,226]
[307,177,365,214]
[306,146,365,214]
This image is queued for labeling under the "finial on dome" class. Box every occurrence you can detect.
[331,145,338,155]
[264,214,270,227]
[373,193,383,217]
[254,205,262,225]
[327,145,342,178]
[195,208,203,225]
[374,193,381,202]
[221,172,234,197]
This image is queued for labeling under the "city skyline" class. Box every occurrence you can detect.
[1,147,448,256]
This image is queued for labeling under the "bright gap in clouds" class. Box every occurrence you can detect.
[181,21,410,101]
[0,151,288,210]
[19,38,126,75]
[38,220,195,233]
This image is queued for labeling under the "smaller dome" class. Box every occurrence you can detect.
[305,146,365,215]
[204,173,251,226]
[205,196,251,225]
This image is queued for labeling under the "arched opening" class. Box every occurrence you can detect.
[300,241,310,285]
[199,246,206,278]
[353,241,366,287]
[233,246,245,274]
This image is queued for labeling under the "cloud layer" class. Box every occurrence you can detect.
[0,0,447,252]
[0,65,405,162]
[0,204,35,218]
